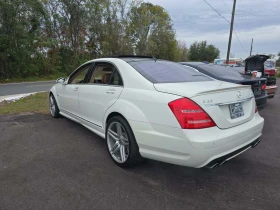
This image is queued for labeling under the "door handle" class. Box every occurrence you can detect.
[73,87,79,91]
[106,89,116,94]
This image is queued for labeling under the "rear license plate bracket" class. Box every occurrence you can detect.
[253,87,261,95]
[229,102,244,119]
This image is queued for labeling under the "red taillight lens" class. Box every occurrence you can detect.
[261,84,266,91]
[168,98,216,129]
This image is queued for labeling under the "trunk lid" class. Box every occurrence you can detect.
[245,54,269,76]
[154,81,255,129]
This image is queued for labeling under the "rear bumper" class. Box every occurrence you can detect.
[130,113,264,168]
[255,93,267,109]
[206,138,261,168]
[266,77,276,86]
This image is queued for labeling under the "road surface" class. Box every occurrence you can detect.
[0,81,55,96]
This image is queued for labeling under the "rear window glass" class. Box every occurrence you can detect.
[188,64,245,79]
[128,60,213,83]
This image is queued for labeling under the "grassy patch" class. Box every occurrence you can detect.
[276,68,280,78]
[0,74,66,83]
[0,92,49,115]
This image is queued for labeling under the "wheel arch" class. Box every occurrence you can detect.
[49,85,61,108]
[105,112,129,129]
[103,99,149,130]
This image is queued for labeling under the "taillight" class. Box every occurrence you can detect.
[261,84,266,91]
[168,98,216,129]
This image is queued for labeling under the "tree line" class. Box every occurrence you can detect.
[0,0,220,80]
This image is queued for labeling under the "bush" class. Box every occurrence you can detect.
[276,70,280,78]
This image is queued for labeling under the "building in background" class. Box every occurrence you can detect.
[214,58,243,65]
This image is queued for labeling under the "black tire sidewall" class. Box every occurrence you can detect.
[49,94,60,118]
[106,116,142,168]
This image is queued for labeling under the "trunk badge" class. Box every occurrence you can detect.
[237,91,242,99]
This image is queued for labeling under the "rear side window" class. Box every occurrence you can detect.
[129,60,212,83]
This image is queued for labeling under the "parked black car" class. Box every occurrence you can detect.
[180,62,268,109]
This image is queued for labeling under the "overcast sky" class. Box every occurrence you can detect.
[146,0,280,59]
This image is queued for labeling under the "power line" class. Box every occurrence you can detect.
[203,0,248,54]
[233,31,248,53]
[203,0,230,24]
[221,0,231,13]
[238,0,254,39]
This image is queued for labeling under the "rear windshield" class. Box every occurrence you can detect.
[128,60,213,83]
[187,64,245,79]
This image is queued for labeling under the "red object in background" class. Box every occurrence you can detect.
[264,68,276,76]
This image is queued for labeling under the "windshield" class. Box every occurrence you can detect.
[128,60,213,83]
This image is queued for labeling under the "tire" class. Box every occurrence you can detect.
[106,116,143,168]
[49,93,60,118]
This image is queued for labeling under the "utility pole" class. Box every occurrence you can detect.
[250,38,253,56]
[226,0,236,64]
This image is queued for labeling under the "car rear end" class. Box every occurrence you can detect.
[153,83,263,168]
[182,63,268,110]
[241,79,267,109]
[126,60,264,168]
[264,68,276,76]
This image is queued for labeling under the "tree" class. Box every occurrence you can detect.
[173,41,188,62]
[188,41,220,62]
[127,2,177,59]
[0,0,48,79]
[0,0,217,81]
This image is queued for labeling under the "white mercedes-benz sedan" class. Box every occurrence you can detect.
[49,56,264,168]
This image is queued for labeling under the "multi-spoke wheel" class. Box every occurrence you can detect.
[107,122,129,163]
[49,94,60,118]
[106,116,143,167]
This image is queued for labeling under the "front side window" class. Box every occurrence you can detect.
[68,64,92,84]
[129,60,212,83]
[89,63,123,86]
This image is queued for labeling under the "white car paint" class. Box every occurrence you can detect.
[50,58,264,168]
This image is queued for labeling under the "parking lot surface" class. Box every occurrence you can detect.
[1,81,280,210]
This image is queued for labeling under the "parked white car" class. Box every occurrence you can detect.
[49,56,264,168]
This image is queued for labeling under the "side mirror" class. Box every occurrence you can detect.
[56,77,66,85]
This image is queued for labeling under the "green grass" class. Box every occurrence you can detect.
[0,74,66,83]
[276,68,280,78]
[0,92,49,115]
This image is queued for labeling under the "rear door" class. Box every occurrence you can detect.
[78,62,124,128]
[56,63,92,116]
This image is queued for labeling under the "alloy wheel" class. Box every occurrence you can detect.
[107,122,129,163]
[49,96,56,116]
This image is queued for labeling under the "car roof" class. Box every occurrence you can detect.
[83,56,156,65]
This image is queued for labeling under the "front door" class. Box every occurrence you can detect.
[78,62,124,128]
[57,63,92,117]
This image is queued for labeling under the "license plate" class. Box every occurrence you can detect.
[253,87,261,95]
[229,102,244,119]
